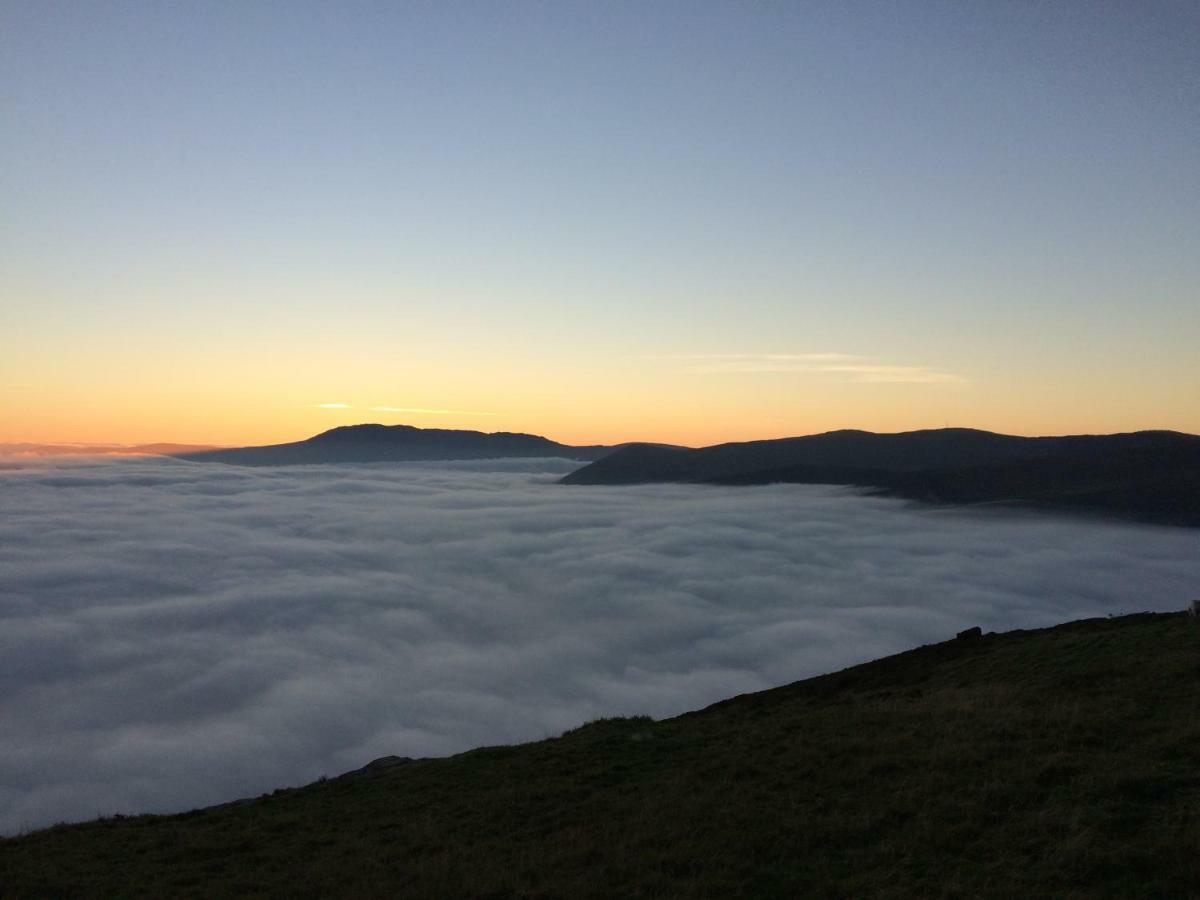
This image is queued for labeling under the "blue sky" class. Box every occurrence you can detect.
[3,1,1197,444]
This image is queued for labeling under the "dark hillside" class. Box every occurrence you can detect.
[562,428,1200,485]
[562,428,1047,485]
[564,429,1200,526]
[177,424,616,466]
[712,444,1200,527]
[3,612,1198,898]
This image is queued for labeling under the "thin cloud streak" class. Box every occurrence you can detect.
[371,407,498,416]
[653,353,858,363]
[0,457,1193,834]
[315,403,352,409]
[671,353,967,384]
[820,365,967,385]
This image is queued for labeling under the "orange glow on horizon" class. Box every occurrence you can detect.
[6,397,1197,452]
[5,337,1197,450]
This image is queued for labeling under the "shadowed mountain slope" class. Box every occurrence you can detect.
[176,424,616,466]
[562,428,1200,526]
[2,611,1197,897]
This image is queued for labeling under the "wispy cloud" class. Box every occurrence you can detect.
[315,403,352,409]
[819,364,966,384]
[661,353,858,363]
[668,353,966,384]
[371,407,497,416]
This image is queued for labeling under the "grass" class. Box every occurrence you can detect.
[3,612,1199,897]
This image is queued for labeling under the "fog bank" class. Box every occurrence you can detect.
[1,455,1196,834]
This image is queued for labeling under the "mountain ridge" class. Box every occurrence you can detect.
[561,427,1200,526]
[176,423,618,466]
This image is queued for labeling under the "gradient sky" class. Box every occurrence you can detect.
[3,1,1197,446]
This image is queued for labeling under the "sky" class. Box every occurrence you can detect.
[3,454,1197,833]
[2,1,1197,446]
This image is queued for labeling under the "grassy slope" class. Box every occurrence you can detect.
[3,613,1199,898]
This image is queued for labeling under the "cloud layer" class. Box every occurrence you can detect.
[1,456,1196,834]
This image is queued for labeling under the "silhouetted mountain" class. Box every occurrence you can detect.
[0,442,219,458]
[176,424,615,466]
[562,428,1200,526]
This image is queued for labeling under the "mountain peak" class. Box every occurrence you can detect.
[178,424,612,466]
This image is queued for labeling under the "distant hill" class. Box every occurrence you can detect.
[176,424,615,466]
[562,428,1200,526]
[0,442,219,458]
[3,611,1196,897]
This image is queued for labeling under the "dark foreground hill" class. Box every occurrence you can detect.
[176,424,615,465]
[4,612,1198,898]
[563,428,1200,526]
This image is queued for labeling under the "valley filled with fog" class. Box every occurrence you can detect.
[1,455,1196,834]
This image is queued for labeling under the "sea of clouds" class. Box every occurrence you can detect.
[1,454,1197,834]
